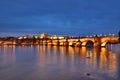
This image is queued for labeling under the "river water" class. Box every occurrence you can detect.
[0,44,120,80]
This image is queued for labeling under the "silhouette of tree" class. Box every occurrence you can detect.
[119,31,120,37]
[118,38,120,43]
[118,31,120,43]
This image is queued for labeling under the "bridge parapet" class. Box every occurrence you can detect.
[80,37,94,42]
[100,36,119,47]
[101,36,118,43]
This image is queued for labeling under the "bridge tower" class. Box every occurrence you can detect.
[94,35,101,47]
[64,38,69,46]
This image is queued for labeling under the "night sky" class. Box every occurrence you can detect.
[0,0,120,36]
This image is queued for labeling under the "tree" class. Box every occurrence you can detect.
[119,31,120,37]
[118,31,120,43]
[118,38,120,43]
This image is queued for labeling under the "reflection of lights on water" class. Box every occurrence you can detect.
[86,51,93,58]
[100,48,117,77]
[33,45,119,78]
[2,45,16,64]
[81,47,87,54]
[11,45,16,63]
[75,47,80,54]
[59,46,67,64]
[53,46,57,55]
[68,47,74,55]
[100,48,108,64]
[84,46,118,77]
[68,47,75,64]
[47,45,51,56]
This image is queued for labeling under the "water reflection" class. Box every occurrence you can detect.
[117,51,120,80]
[0,45,16,64]
[0,45,120,80]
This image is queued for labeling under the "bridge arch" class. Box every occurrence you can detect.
[101,41,108,47]
[101,40,118,47]
[82,40,94,47]
[76,41,82,47]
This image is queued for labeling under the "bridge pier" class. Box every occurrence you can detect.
[94,35,101,47]
[69,42,75,47]
[76,41,82,47]
[64,41,69,46]
[47,40,51,45]
[52,40,60,46]
[43,40,47,45]
[94,42,101,47]
[60,42,64,46]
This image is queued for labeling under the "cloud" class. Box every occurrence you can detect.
[0,0,120,36]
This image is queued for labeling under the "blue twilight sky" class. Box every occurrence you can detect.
[0,0,120,36]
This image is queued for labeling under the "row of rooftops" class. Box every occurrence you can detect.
[17,33,69,40]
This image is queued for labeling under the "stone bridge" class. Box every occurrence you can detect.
[0,36,119,47]
[50,36,119,47]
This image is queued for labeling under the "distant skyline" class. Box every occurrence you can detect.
[0,0,120,36]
